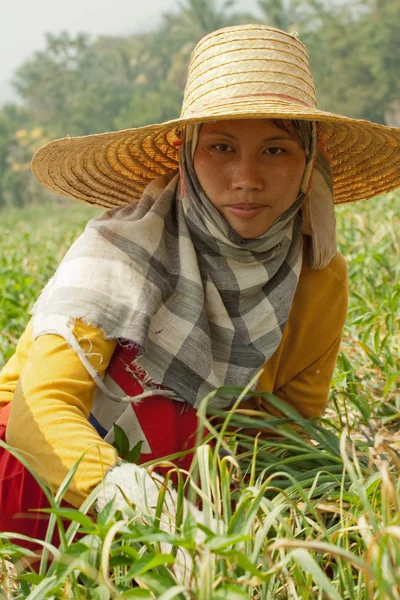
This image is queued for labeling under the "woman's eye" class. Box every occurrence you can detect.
[212,143,233,152]
[265,147,284,155]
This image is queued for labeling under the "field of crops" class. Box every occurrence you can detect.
[0,193,399,599]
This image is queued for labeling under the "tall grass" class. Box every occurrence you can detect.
[0,192,399,598]
[1,397,400,598]
[0,201,99,366]
[332,192,399,432]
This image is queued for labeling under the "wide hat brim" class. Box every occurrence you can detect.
[31,97,400,208]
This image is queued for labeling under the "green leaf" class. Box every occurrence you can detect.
[89,584,111,600]
[0,539,38,558]
[158,587,188,600]
[136,572,182,597]
[127,553,175,578]
[109,555,133,568]
[118,544,140,560]
[218,549,266,581]
[18,573,44,585]
[289,548,344,600]
[112,423,130,457]
[126,440,144,464]
[213,585,249,599]
[96,498,117,526]
[24,575,58,600]
[122,590,152,599]
[182,510,197,540]
[206,533,253,551]
[62,541,91,556]
[38,507,94,530]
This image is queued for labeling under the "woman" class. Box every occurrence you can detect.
[0,24,399,542]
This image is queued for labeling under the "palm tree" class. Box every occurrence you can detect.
[162,0,250,47]
[154,0,251,89]
[257,0,303,31]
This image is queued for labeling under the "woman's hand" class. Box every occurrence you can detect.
[96,462,209,536]
[96,462,215,583]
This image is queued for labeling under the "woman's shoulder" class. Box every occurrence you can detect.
[284,241,349,348]
[274,248,348,377]
[0,319,116,390]
[300,244,348,292]
[260,248,348,401]
[292,247,348,330]
[321,251,348,287]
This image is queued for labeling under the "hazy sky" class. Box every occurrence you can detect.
[1,0,260,105]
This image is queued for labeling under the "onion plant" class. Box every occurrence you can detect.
[0,192,399,598]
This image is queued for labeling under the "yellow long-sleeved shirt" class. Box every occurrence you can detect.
[0,250,347,507]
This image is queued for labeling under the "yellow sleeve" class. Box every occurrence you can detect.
[239,334,342,440]
[6,320,118,508]
[272,333,342,418]
[256,251,348,419]
[0,324,33,409]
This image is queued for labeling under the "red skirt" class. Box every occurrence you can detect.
[0,339,200,553]
[0,402,64,553]
[0,399,199,546]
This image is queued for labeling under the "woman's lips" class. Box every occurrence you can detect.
[226,203,265,219]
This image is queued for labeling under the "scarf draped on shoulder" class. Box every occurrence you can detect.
[31,121,336,408]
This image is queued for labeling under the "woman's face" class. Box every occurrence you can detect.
[193,118,306,239]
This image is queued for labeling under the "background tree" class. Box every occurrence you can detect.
[12,32,136,137]
[0,104,31,208]
[257,0,305,31]
[279,0,400,124]
[162,0,247,46]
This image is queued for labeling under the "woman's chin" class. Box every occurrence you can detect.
[225,215,273,240]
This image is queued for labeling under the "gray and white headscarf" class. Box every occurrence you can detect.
[32,120,335,408]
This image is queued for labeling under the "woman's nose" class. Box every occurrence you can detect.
[231,157,264,191]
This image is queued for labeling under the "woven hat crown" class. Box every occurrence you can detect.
[181,25,317,119]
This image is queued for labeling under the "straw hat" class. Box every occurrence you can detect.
[32,24,400,208]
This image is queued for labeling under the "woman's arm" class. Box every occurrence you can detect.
[256,251,348,419]
[0,325,33,409]
[6,320,118,507]
[270,333,342,418]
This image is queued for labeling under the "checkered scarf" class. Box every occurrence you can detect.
[31,122,335,408]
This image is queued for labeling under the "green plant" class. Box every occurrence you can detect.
[0,191,398,598]
[1,389,400,598]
